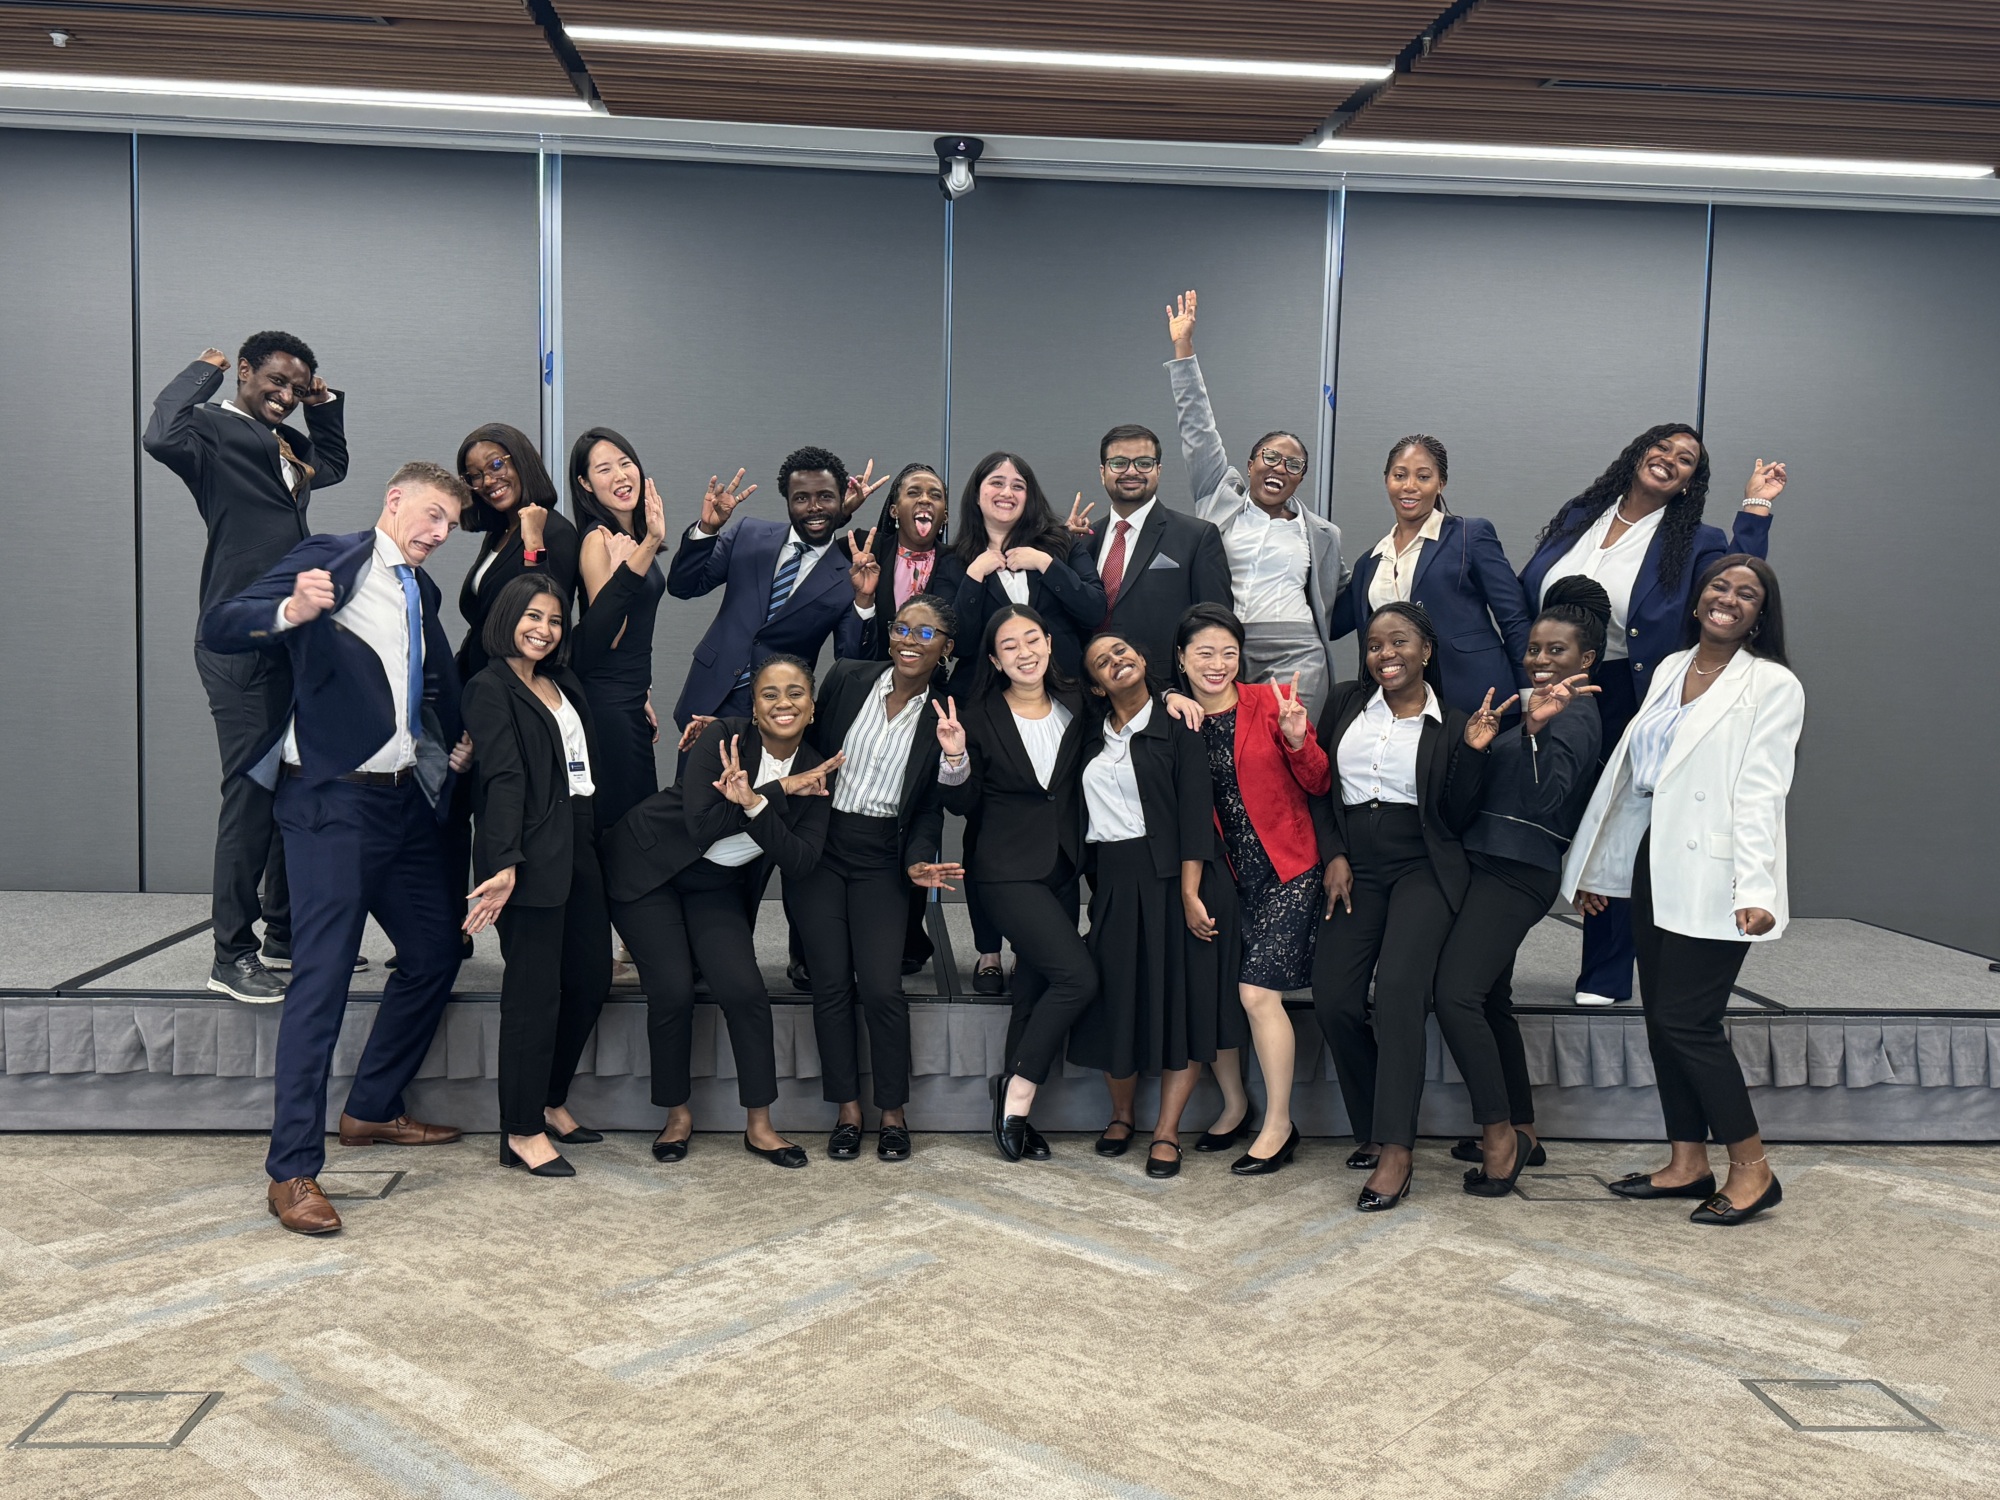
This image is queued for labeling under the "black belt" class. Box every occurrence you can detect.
[282,763,416,787]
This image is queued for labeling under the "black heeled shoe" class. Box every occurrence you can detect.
[1192,1108,1257,1153]
[1464,1130,1535,1199]
[500,1136,575,1178]
[1690,1177,1782,1226]
[1607,1171,1717,1201]
[544,1121,604,1145]
[1095,1119,1136,1158]
[1145,1141,1183,1180]
[1345,1145,1380,1171]
[827,1122,865,1160]
[1231,1125,1301,1176]
[651,1131,690,1163]
[1357,1167,1413,1212]
[877,1124,912,1162]
[1453,1136,1544,1167]
[744,1135,809,1169]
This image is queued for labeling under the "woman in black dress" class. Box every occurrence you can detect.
[1067,630,1238,1179]
[570,426,667,829]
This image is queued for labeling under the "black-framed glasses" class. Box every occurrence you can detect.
[1256,449,1306,475]
[889,622,943,642]
[1103,455,1159,474]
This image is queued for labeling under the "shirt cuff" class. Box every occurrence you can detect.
[743,796,768,820]
[937,753,970,786]
[690,523,717,541]
[274,600,298,633]
[854,603,876,620]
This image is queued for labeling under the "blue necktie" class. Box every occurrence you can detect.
[735,541,807,690]
[395,564,424,737]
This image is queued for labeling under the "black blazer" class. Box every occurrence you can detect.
[941,687,1090,883]
[1309,679,1488,910]
[807,658,949,871]
[1079,694,1214,880]
[461,663,598,907]
[1462,696,1602,873]
[456,510,583,682]
[1087,506,1233,691]
[599,719,831,904]
[952,536,1107,680]
[143,357,349,612]
[854,545,969,661]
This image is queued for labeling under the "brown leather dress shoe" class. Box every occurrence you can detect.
[267,1177,342,1235]
[337,1112,463,1147]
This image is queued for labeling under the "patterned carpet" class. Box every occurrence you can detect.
[1,1130,1997,1498]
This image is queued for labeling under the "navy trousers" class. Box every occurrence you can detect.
[267,775,458,1182]
[1576,660,1641,1000]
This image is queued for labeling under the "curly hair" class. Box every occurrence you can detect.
[238,330,317,373]
[777,445,850,507]
[1536,423,1710,591]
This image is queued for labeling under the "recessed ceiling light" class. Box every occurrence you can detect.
[566,26,1392,83]
[0,69,594,114]
[1319,136,1993,181]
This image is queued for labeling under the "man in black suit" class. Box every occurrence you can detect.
[144,332,348,1003]
[1082,423,1233,686]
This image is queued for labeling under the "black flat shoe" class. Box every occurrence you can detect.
[1453,1136,1545,1167]
[651,1132,690,1163]
[1145,1142,1183,1180]
[1357,1168,1413,1212]
[1690,1177,1782,1226]
[1608,1171,1717,1201]
[744,1135,809,1169]
[545,1122,604,1145]
[500,1137,575,1178]
[1193,1110,1256,1152]
[828,1122,864,1160]
[972,963,1004,996]
[877,1124,912,1161]
[1465,1129,1536,1199]
[1345,1146,1380,1172]
[996,1114,1029,1162]
[1095,1120,1136,1158]
[989,1072,1012,1139]
[1023,1123,1052,1161]
[1232,1125,1301,1176]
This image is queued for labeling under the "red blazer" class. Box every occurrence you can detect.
[1219,681,1330,884]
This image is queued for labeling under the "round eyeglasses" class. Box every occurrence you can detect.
[1103,456,1159,474]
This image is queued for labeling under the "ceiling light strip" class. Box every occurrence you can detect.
[1319,136,1991,181]
[565,26,1391,83]
[0,69,594,114]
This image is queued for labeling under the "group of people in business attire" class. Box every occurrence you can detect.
[151,288,1801,1236]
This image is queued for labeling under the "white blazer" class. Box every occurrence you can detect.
[1561,647,1804,942]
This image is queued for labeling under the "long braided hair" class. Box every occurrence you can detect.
[1535,423,1710,592]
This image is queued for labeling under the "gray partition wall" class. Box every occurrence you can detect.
[1703,207,2000,956]
[0,130,140,889]
[561,157,946,779]
[135,136,541,890]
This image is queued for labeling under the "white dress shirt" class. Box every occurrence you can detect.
[1223,505,1314,626]
[1083,700,1151,843]
[470,544,501,593]
[1540,503,1663,661]
[221,398,296,491]
[832,672,928,817]
[995,568,1031,605]
[274,529,421,772]
[1013,701,1074,788]
[1096,498,1157,574]
[1366,508,1445,610]
[551,690,595,798]
[1335,685,1441,806]
[703,746,795,866]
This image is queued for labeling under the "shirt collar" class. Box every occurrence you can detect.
[219,398,273,430]
[875,668,930,717]
[789,530,831,558]
[1593,502,1664,542]
[1366,684,1443,723]
[1106,698,1154,742]
[373,528,411,573]
[1373,507,1445,558]
[1107,497,1156,535]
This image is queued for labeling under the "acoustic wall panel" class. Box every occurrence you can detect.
[0,130,140,889]
[1703,206,2000,955]
[136,136,540,890]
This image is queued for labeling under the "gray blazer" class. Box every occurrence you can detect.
[1167,355,1348,663]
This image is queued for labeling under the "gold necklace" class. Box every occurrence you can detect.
[1689,652,1731,677]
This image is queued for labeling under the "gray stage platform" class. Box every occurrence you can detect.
[3,892,1998,1141]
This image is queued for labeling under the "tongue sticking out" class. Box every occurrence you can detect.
[912,515,933,539]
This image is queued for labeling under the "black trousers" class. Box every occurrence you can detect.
[1312,803,1456,1150]
[494,804,613,1137]
[615,860,778,1110]
[792,812,912,1108]
[1632,834,1759,1145]
[1433,858,1555,1128]
[196,645,292,962]
[975,864,1097,1086]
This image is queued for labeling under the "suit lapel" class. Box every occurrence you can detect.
[1658,651,1753,784]
[1349,552,1379,625]
[898,679,945,815]
[1416,713,1442,807]
[1121,509,1168,587]
[1409,514,1454,597]
[771,540,849,624]
[328,532,377,611]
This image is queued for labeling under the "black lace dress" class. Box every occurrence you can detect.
[1200,707,1320,991]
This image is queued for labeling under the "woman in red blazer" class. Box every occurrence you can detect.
[1175,603,1329,1175]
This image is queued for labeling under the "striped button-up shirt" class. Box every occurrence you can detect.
[832,671,930,818]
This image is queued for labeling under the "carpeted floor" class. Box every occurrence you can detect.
[1,1130,1996,1498]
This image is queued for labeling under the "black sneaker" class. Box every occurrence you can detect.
[262,937,367,974]
[208,955,287,1004]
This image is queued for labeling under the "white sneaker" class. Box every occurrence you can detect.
[1574,991,1622,1007]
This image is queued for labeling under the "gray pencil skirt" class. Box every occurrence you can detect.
[1241,621,1332,721]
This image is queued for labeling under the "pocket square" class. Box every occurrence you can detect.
[1145,554,1180,570]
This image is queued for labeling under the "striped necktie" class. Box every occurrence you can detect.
[735,540,809,690]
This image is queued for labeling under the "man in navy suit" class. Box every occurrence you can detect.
[201,462,475,1235]
[667,445,880,727]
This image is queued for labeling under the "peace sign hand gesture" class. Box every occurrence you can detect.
[1523,671,1600,734]
[713,735,762,811]
[1166,288,1198,357]
[933,696,967,762]
[844,460,890,519]
[1274,672,1310,750]
[846,527,881,607]
[1464,687,1519,750]
[700,468,757,533]
[1744,458,1788,506]
[1065,494,1096,537]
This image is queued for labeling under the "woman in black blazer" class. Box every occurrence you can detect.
[936,603,1095,1161]
[461,574,612,1179]
[1310,602,1493,1211]
[855,464,968,659]
[952,451,1106,681]
[598,657,838,1169]
[1065,630,1237,1180]
[795,595,959,1163]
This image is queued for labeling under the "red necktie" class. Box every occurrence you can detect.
[1100,519,1131,622]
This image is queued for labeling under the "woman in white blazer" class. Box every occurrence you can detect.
[1563,554,1802,1227]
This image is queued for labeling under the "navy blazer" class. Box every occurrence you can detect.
[1518,507,1772,695]
[1330,513,1532,715]
[198,529,462,814]
[667,517,866,725]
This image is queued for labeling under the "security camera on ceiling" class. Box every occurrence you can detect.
[935,136,984,200]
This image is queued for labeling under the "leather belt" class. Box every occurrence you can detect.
[282,763,416,787]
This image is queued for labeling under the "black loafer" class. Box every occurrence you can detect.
[546,1122,604,1145]
[1345,1146,1379,1172]
[1357,1168,1413,1212]
[1145,1142,1183,1179]
[651,1133,690,1163]
[828,1122,864,1160]
[1608,1171,1717,1200]
[1232,1125,1301,1176]
[972,963,1004,996]
[1095,1120,1136,1157]
[1193,1112,1256,1152]
[996,1114,1029,1162]
[1690,1178,1782,1226]
[1453,1136,1545,1166]
[744,1136,809,1169]
[1023,1123,1052,1161]
[877,1124,912,1161]
[1465,1129,1536,1199]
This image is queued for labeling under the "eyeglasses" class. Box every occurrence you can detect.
[889,622,944,643]
[1256,449,1306,475]
[464,454,514,486]
[1102,456,1159,474]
